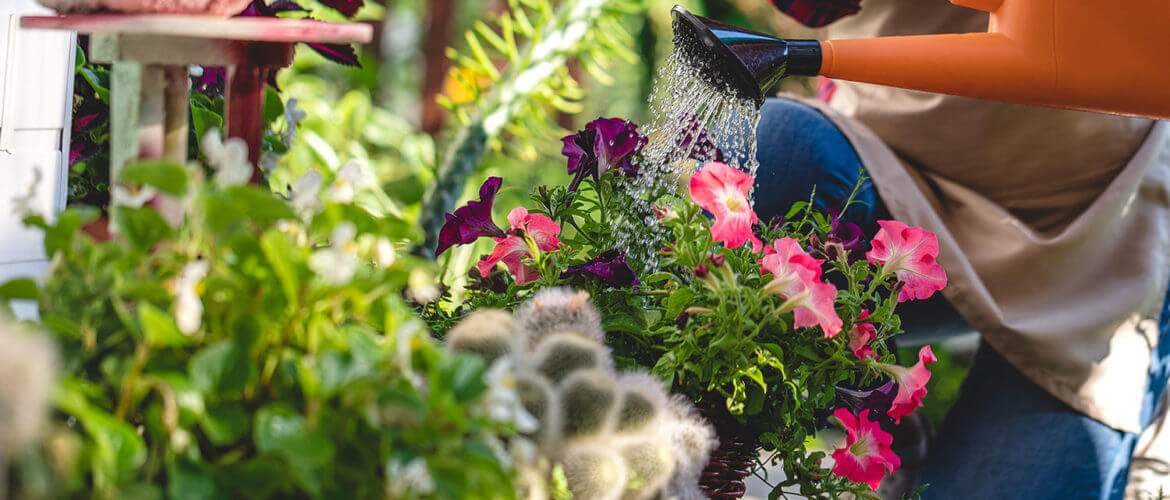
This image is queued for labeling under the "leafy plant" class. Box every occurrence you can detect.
[420,0,644,252]
[4,154,515,499]
[424,115,949,498]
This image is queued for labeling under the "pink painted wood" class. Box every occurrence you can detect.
[20,15,372,44]
[22,15,371,183]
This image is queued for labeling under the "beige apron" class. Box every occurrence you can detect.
[803,0,1170,434]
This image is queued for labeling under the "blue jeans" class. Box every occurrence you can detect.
[753,98,1170,499]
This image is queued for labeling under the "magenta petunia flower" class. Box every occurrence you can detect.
[562,249,639,288]
[848,309,878,361]
[876,345,938,424]
[561,117,646,190]
[830,407,901,490]
[866,220,948,302]
[689,161,764,252]
[760,238,842,338]
[436,177,507,256]
[476,208,561,285]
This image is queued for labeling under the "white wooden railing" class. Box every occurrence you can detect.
[0,0,74,315]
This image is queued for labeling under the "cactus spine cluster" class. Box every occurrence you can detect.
[445,288,718,500]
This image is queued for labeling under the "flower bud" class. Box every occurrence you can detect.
[693,264,709,279]
[709,253,725,268]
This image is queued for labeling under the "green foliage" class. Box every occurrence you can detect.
[440,0,643,151]
[6,160,515,499]
[424,163,917,497]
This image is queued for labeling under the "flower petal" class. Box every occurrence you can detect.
[435,177,506,256]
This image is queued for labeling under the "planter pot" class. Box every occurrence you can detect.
[697,398,760,499]
[37,0,251,16]
[82,215,111,242]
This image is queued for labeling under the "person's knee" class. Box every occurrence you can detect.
[753,98,873,223]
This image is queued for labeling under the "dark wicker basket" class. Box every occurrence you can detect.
[697,399,760,499]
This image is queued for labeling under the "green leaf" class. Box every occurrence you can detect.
[138,303,189,347]
[259,230,302,308]
[38,207,99,257]
[201,404,250,446]
[189,341,254,396]
[602,312,642,334]
[167,459,218,500]
[119,161,189,196]
[191,106,224,144]
[114,206,173,251]
[0,278,38,300]
[254,405,335,496]
[664,288,695,321]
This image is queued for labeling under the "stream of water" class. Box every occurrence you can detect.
[614,49,764,270]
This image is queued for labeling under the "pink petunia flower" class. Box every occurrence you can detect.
[848,310,878,361]
[760,238,843,337]
[866,220,948,302]
[830,407,901,490]
[689,161,763,252]
[876,345,938,423]
[477,208,561,285]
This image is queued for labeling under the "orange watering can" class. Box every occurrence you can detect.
[672,1,1170,119]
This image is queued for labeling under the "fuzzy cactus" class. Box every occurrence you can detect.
[614,373,668,433]
[0,322,58,458]
[442,288,716,499]
[618,438,675,500]
[559,369,618,438]
[515,288,604,345]
[446,309,518,363]
[532,333,612,382]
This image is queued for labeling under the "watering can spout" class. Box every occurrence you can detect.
[671,1,1170,119]
[671,5,821,106]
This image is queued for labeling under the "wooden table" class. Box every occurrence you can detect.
[21,15,372,182]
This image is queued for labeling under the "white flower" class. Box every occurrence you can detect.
[111,185,158,208]
[406,268,440,304]
[200,129,252,188]
[385,458,435,497]
[328,160,373,203]
[483,359,540,434]
[309,223,359,285]
[0,322,58,456]
[283,97,307,143]
[289,170,324,216]
[374,238,397,268]
[174,259,210,336]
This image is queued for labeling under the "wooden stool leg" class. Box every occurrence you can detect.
[225,64,264,182]
[162,65,190,164]
[137,65,166,161]
[109,61,142,183]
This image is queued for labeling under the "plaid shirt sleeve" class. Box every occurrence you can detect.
[770,0,861,28]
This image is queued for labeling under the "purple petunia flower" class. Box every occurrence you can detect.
[677,114,725,163]
[435,177,507,256]
[238,0,362,66]
[827,208,866,260]
[561,117,646,191]
[562,249,639,288]
[836,381,897,424]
